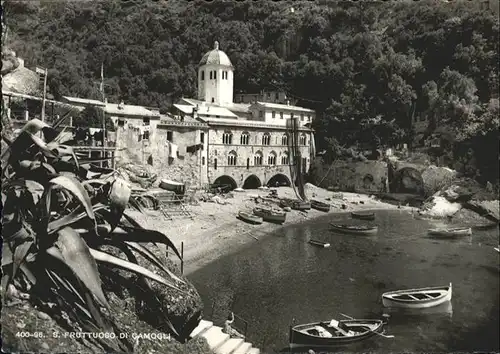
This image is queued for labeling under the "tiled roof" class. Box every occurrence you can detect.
[105,103,160,117]
[62,96,105,107]
[254,101,315,113]
[179,98,251,114]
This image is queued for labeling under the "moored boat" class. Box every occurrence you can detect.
[159,179,185,195]
[237,211,263,224]
[330,223,378,235]
[351,211,375,220]
[253,207,286,224]
[289,318,384,349]
[311,200,331,212]
[281,198,311,211]
[428,227,472,238]
[382,283,452,309]
[308,239,331,248]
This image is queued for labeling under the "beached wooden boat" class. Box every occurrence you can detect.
[382,283,452,309]
[308,239,331,248]
[289,319,384,349]
[237,211,263,225]
[280,198,311,211]
[311,200,331,212]
[428,227,472,238]
[472,222,498,230]
[159,179,185,195]
[330,223,378,235]
[253,207,286,224]
[351,211,375,220]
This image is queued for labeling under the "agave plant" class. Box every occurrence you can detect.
[1,118,189,347]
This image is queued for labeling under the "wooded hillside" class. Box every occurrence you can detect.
[3,0,499,184]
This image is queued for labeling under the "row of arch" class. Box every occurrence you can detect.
[213,173,292,190]
[222,132,307,146]
[219,150,291,167]
[200,70,230,81]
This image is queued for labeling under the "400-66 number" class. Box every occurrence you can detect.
[16,332,44,338]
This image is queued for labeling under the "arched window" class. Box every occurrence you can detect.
[240,131,250,145]
[281,134,289,146]
[209,71,213,80]
[262,132,271,145]
[254,151,263,166]
[222,131,233,144]
[281,152,289,165]
[268,151,277,165]
[201,71,205,81]
[213,71,217,80]
[227,151,237,166]
[299,133,307,146]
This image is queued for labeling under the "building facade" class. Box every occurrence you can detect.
[175,41,316,189]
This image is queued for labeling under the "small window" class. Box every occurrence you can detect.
[214,71,217,80]
[246,158,250,169]
[143,117,150,126]
[291,113,294,119]
[209,71,213,80]
[272,111,276,118]
[202,156,206,165]
[117,119,125,127]
[308,115,311,121]
[259,111,264,118]
[212,98,215,103]
[201,71,205,80]
[275,93,279,100]
[214,158,217,170]
[143,131,149,140]
[280,112,283,119]
[267,93,271,99]
[200,132,205,143]
[167,131,173,142]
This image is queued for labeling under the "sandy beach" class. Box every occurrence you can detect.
[126,184,413,275]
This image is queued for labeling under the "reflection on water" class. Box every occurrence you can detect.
[189,210,499,353]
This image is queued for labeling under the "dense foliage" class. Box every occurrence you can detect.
[3,0,499,184]
[1,118,202,350]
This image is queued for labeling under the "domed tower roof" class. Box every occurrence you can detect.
[199,41,233,68]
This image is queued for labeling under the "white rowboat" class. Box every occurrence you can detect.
[382,283,452,309]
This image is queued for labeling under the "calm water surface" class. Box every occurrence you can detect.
[189,210,499,353]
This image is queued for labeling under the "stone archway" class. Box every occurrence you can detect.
[213,175,238,191]
[391,167,424,195]
[267,173,291,187]
[362,174,374,189]
[243,174,262,189]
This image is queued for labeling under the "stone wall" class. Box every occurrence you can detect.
[114,122,208,188]
[310,159,388,193]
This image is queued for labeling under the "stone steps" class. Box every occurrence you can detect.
[190,319,260,354]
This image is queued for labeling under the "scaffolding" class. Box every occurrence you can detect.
[155,191,194,220]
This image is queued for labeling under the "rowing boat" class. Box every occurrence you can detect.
[280,198,311,211]
[311,200,331,212]
[382,283,452,309]
[237,211,263,225]
[253,207,286,224]
[351,211,375,220]
[289,318,384,349]
[308,239,331,248]
[330,223,378,235]
[428,227,472,238]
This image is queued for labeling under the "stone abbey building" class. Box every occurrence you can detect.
[172,41,316,189]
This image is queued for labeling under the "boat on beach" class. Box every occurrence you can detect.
[159,179,185,195]
[428,227,472,238]
[280,198,311,211]
[311,200,331,212]
[330,223,378,235]
[308,239,331,248]
[237,211,263,224]
[253,207,286,224]
[351,211,375,220]
[289,318,385,349]
[382,283,452,309]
